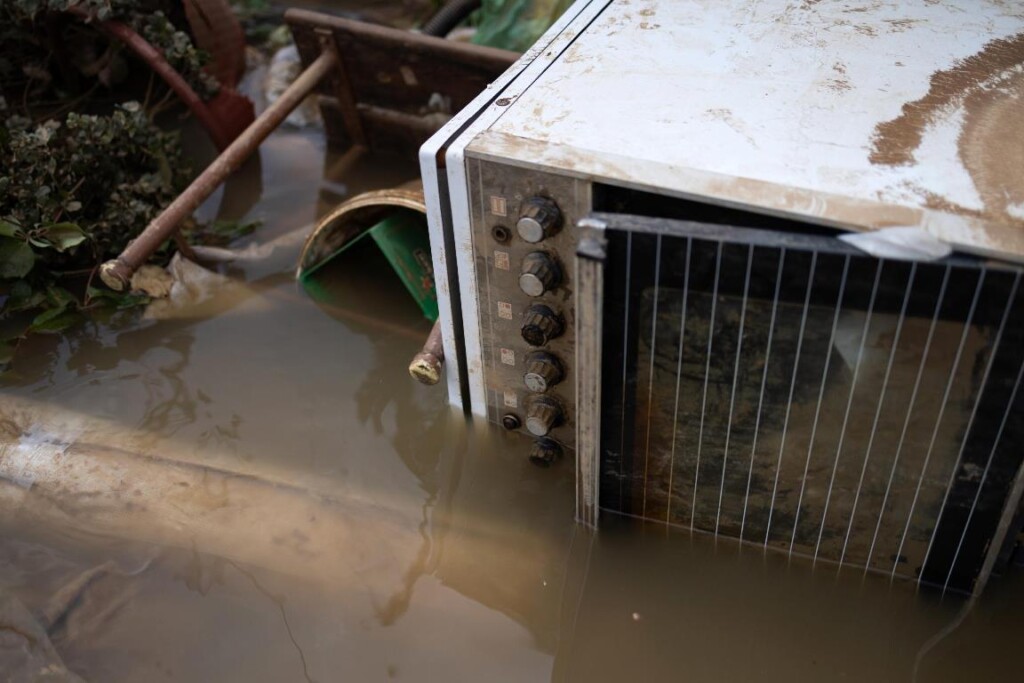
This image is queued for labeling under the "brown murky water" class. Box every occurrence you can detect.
[2,3,1023,680]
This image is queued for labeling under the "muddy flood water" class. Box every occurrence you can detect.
[2,6,1024,681]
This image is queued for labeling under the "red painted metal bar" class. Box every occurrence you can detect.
[66,6,253,151]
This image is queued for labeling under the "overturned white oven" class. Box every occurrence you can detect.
[420,0,1024,595]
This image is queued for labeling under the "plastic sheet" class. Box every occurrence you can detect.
[0,592,85,683]
[142,253,242,320]
[838,227,953,262]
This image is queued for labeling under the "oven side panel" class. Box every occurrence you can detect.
[419,0,607,410]
[420,149,468,407]
[444,0,612,415]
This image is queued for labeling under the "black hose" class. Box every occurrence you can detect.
[420,0,483,38]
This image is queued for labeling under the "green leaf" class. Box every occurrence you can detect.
[28,310,80,334]
[85,285,116,301]
[86,285,148,310]
[0,238,35,279]
[155,149,173,186]
[28,294,80,333]
[45,285,76,309]
[3,280,45,313]
[9,280,31,300]
[0,220,21,238]
[31,304,69,327]
[42,222,87,252]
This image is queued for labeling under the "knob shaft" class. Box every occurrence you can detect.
[519,252,561,296]
[525,396,563,437]
[520,304,564,346]
[529,438,563,467]
[523,352,564,393]
[516,197,562,243]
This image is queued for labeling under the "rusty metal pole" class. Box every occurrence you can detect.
[409,321,444,385]
[100,49,339,291]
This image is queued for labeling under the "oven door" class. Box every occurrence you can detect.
[574,213,1024,595]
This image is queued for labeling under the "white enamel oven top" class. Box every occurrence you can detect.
[468,0,1024,262]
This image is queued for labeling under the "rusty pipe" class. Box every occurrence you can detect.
[409,320,444,385]
[99,48,339,291]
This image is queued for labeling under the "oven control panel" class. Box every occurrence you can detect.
[466,158,590,460]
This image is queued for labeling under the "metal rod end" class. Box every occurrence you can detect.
[99,259,134,291]
[409,353,442,385]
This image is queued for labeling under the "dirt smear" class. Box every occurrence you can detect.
[870,32,1024,224]
[869,32,1024,167]
[958,68,1024,220]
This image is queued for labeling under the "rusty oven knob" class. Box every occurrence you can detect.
[529,438,563,467]
[519,252,561,296]
[516,196,562,243]
[521,304,564,346]
[525,396,563,437]
[523,351,564,393]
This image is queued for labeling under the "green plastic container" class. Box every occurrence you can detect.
[300,209,438,322]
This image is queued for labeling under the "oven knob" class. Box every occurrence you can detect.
[516,197,562,243]
[520,304,564,346]
[519,252,561,296]
[525,396,563,437]
[529,437,563,467]
[523,352,564,393]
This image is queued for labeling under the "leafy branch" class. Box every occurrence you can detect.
[1,101,194,361]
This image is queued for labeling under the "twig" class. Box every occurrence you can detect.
[37,80,100,123]
[142,70,156,114]
[146,84,178,119]
[83,264,99,306]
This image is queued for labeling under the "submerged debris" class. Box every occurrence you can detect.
[0,1,260,367]
[129,264,175,299]
[264,44,321,128]
[142,252,239,320]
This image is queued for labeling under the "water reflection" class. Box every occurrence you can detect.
[0,67,1020,683]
